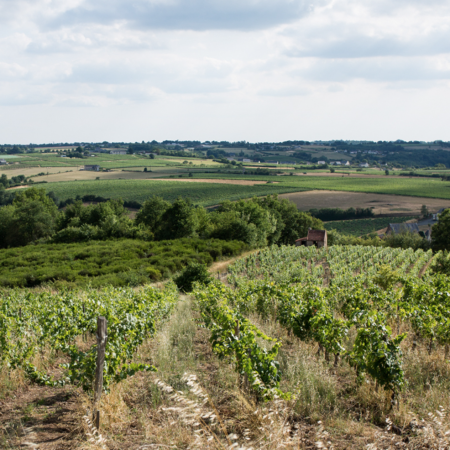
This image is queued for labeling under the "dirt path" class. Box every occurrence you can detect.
[0,385,83,449]
[208,250,258,275]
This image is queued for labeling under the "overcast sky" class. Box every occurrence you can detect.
[0,0,449,143]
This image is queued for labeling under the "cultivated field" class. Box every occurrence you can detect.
[39,179,303,206]
[280,190,450,214]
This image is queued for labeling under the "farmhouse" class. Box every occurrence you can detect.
[0,159,8,165]
[110,150,127,155]
[295,229,328,248]
[84,165,100,171]
[359,163,370,168]
[386,223,420,235]
[317,161,327,165]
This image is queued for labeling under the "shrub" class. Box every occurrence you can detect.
[174,262,212,292]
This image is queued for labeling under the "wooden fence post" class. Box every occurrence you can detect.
[82,303,86,342]
[93,316,107,430]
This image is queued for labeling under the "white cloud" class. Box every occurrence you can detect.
[45,0,315,32]
[0,0,450,141]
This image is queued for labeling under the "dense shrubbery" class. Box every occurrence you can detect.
[328,229,431,250]
[309,207,374,221]
[0,238,247,288]
[174,262,212,292]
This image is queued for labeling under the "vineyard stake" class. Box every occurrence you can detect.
[93,316,107,430]
[82,303,86,342]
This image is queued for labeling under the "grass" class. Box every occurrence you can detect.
[324,216,417,236]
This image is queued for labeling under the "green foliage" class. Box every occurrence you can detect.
[384,230,430,250]
[432,208,450,251]
[195,282,289,400]
[174,262,212,292]
[223,244,438,395]
[373,264,399,290]
[0,187,59,248]
[430,250,450,275]
[0,284,178,391]
[324,217,415,237]
[0,238,248,288]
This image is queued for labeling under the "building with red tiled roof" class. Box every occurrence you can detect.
[295,229,327,248]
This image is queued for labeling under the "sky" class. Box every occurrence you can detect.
[0,0,449,144]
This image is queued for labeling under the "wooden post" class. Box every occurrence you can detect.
[19,308,22,320]
[82,303,86,342]
[93,316,107,430]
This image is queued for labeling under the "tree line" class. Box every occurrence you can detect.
[0,188,322,249]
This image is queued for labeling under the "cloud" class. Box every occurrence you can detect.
[46,0,315,31]
[299,57,450,83]
[285,31,450,59]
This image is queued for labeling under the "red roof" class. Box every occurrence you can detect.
[295,237,307,242]
[307,229,327,241]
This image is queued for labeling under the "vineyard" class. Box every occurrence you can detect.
[323,216,416,236]
[2,245,450,449]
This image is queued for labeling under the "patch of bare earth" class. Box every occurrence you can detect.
[0,385,84,449]
[280,190,450,215]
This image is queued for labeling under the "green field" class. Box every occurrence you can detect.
[324,216,416,236]
[42,179,305,205]
[191,173,450,199]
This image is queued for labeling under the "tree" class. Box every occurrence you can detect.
[385,169,390,175]
[0,205,15,248]
[330,167,335,173]
[421,205,429,218]
[10,200,58,246]
[135,196,170,234]
[158,198,198,240]
[432,209,450,251]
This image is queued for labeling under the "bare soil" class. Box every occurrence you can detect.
[0,385,83,449]
[280,190,450,215]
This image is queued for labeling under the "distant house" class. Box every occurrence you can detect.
[84,165,100,171]
[0,159,9,165]
[359,163,369,168]
[110,150,127,155]
[242,158,251,163]
[433,208,447,221]
[295,229,328,248]
[317,161,326,165]
[386,223,420,235]
[343,161,350,166]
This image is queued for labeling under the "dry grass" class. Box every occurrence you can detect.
[2,292,450,449]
